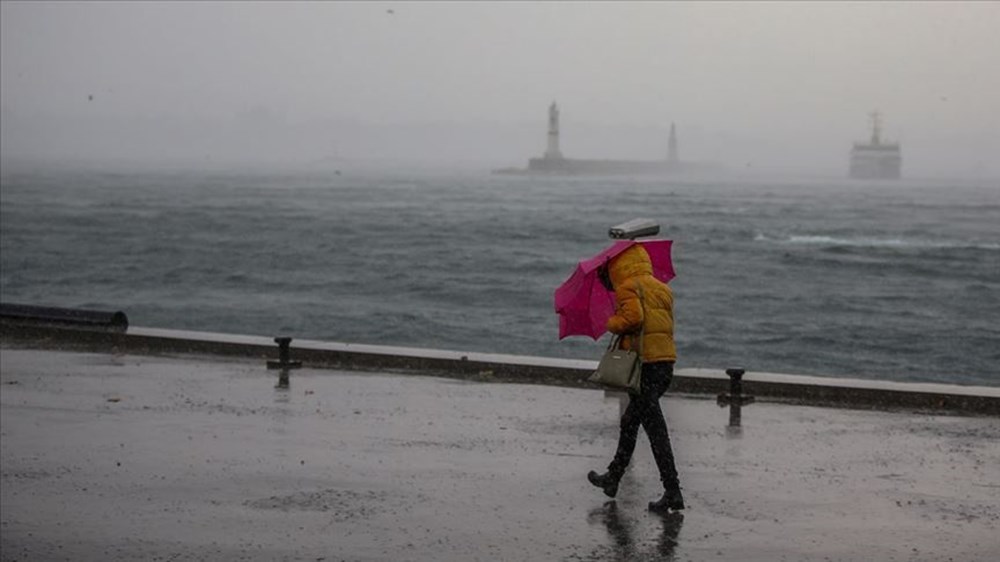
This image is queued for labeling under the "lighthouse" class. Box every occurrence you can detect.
[502,101,716,176]
[667,122,679,164]
[544,101,563,159]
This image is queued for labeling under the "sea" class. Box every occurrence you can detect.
[1,163,998,387]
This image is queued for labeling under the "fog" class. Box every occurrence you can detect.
[2,2,998,178]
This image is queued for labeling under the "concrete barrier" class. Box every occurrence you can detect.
[1,322,997,416]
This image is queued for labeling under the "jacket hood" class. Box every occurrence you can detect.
[608,244,653,287]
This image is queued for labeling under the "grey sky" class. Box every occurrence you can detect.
[2,1,998,177]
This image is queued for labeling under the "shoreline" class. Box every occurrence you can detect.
[3,323,997,416]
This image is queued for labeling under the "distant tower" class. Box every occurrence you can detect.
[869,111,883,145]
[667,122,679,164]
[545,101,563,159]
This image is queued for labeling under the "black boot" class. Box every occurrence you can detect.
[648,488,684,512]
[587,470,620,498]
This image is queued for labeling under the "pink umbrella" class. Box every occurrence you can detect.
[554,239,675,340]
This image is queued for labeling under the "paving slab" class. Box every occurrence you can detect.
[1,347,998,561]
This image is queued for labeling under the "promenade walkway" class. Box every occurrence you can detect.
[2,347,998,561]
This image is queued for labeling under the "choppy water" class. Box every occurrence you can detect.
[1,164,998,386]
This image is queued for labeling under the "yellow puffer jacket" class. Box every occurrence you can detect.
[605,244,677,363]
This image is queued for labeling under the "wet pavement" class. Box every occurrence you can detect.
[2,347,999,561]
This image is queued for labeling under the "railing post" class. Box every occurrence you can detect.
[267,336,302,388]
[717,368,755,428]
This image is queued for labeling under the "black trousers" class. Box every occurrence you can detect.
[606,361,680,490]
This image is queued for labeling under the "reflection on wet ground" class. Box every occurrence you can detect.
[583,501,684,562]
[2,348,998,561]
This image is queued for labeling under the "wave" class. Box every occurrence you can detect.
[5,169,999,386]
[755,233,1000,251]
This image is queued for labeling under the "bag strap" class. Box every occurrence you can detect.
[606,333,621,352]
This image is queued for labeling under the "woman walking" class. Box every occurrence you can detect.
[587,244,684,512]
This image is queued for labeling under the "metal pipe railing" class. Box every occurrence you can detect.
[0,303,128,333]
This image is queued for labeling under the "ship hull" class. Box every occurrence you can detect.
[849,147,901,180]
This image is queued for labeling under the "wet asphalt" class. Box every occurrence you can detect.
[1,347,999,561]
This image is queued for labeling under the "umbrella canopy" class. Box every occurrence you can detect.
[554,239,674,340]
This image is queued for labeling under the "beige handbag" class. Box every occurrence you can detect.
[588,287,645,393]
